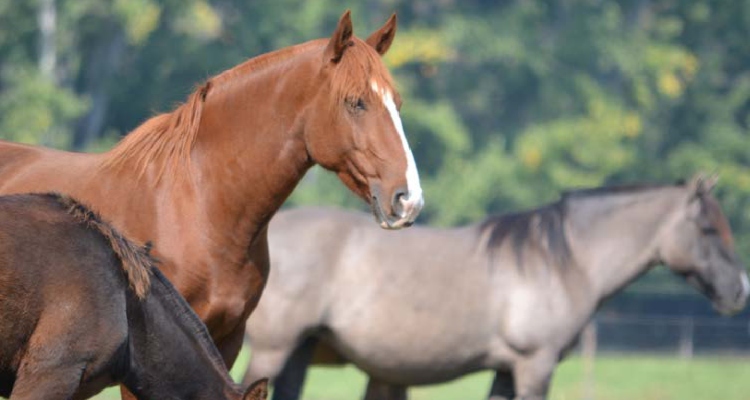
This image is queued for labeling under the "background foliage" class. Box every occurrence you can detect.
[1,0,750,289]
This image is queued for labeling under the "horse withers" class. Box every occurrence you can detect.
[0,10,422,376]
[244,175,749,400]
[0,193,268,400]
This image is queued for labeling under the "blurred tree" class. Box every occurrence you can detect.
[0,0,748,288]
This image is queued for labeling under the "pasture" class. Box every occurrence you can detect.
[91,350,750,400]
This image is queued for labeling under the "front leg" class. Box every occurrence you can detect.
[363,377,406,400]
[488,370,515,400]
[218,228,272,369]
[512,352,558,400]
[217,321,247,369]
[119,386,137,400]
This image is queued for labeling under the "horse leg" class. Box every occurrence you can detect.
[267,336,319,400]
[243,341,301,400]
[120,385,138,400]
[363,377,407,400]
[512,352,557,400]
[219,322,249,369]
[488,370,515,400]
[10,361,84,400]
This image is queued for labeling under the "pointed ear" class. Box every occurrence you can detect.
[366,13,397,56]
[688,173,718,198]
[242,378,269,400]
[325,10,354,63]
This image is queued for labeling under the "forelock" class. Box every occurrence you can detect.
[329,37,395,103]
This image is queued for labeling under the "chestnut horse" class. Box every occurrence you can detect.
[0,10,422,373]
[0,193,268,400]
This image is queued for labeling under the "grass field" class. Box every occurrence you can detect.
[91,349,750,400]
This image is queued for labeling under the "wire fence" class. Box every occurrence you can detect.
[582,314,750,358]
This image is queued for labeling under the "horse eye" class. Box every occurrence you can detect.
[346,98,366,112]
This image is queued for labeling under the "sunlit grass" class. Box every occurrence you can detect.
[90,351,750,400]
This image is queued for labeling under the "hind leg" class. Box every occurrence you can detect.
[488,370,515,400]
[363,378,406,400]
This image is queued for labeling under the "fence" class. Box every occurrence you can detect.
[577,314,750,400]
[585,314,750,358]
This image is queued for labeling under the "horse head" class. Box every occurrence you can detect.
[303,11,423,229]
[658,174,749,315]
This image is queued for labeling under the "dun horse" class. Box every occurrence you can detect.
[0,10,422,376]
[0,193,268,400]
[245,176,749,400]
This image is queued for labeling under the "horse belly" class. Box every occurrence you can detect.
[327,318,490,385]
[345,346,487,385]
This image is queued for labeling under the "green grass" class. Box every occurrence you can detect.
[90,350,750,400]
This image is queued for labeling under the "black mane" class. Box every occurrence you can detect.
[46,193,155,298]
[480,200,571,270]
[480,182,683,270]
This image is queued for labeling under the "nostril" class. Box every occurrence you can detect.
[392,188,408,216]
[393,188,407,203]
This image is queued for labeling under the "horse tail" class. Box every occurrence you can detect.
[54,194,154,298]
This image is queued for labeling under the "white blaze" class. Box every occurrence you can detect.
[371,80,424,217]
[741,273,750,300]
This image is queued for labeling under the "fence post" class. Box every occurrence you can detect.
[678,317,694,359]
[582,320,597,400]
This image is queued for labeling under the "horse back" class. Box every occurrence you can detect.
[0,140,101,194]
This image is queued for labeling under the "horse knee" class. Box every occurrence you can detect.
[243,349,290,385]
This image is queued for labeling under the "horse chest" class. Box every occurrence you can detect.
[179,255,269,341]
[491,283,589,358]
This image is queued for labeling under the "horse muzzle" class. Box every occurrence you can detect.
[722,272,750,315]
[707,271,750,316]
[370,186,423,230]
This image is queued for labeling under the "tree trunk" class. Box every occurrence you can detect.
[73,30,126,150]
[37,0,56,81]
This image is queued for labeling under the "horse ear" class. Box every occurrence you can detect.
[242,378,269,400]
[688,173,718,198]
[366,13,397,56]
[325,10,354,63]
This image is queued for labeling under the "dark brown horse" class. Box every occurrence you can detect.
[0,10,422,378]
[0,193,268,400]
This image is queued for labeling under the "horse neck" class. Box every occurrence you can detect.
[188,44,322,246]
[123,272,242,400]
[564,188,683,301]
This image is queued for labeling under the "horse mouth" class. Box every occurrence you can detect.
[714,283,749,316]
[370,197,416,230]
[684,272,749,316]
